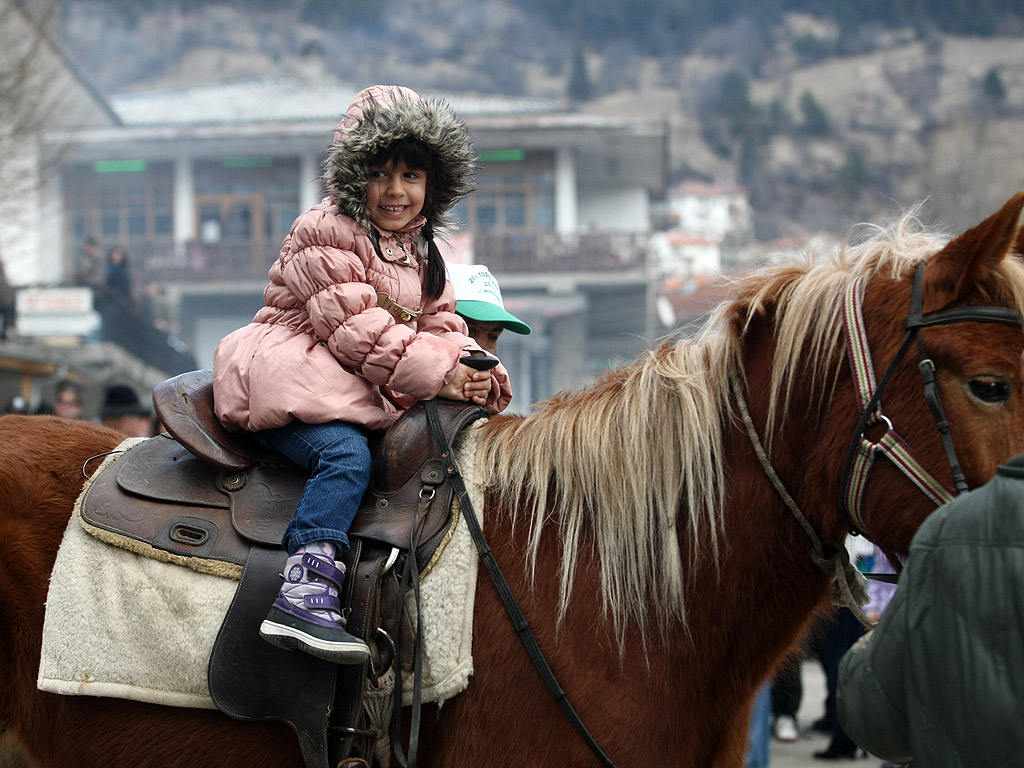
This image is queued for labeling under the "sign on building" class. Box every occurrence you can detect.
[15,287,101,339]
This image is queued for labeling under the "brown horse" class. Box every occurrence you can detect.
[3,192,1024,768]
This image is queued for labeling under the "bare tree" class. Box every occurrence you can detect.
[0,0,100,286]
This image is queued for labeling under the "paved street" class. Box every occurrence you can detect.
[768,660,878,768]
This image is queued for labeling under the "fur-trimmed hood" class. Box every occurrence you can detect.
[325,85,476,235]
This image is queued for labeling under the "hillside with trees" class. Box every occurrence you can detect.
[52,0,1024,239]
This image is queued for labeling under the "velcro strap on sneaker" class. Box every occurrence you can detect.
[303,593,342,612]
[301,552,346,588]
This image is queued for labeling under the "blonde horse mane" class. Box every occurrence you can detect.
[477,206,1024,644]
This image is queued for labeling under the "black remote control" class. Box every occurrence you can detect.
[460,354,500,371]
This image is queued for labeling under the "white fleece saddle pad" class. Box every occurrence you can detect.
[38,428,485,709]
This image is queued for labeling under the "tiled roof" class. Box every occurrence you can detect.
[109,76,565,127]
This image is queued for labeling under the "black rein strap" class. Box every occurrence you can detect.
[424,398,617,768]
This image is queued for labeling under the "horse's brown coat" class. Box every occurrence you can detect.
[3,193,1024,767]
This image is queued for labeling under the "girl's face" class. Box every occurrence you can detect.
[366,160,428,232]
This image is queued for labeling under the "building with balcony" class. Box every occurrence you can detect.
[2,8,669,413]
[52,79,667,409]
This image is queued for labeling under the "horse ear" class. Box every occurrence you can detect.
[922,190,1024,310]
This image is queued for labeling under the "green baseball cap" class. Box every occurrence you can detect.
[447,263,531,335]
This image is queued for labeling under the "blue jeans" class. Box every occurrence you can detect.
[258,420,371,557]
[745,682,772,768]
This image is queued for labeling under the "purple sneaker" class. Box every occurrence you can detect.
[259,550,369,664]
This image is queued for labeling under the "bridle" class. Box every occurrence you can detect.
[731,261,1023,628]
[839,261,1024,537]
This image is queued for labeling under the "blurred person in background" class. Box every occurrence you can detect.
[75,236,103,287]
[770,655,803,743]
[36,380,85,419]
[99,384,154,437]
[105,245,134,298]
[810,535,875,761]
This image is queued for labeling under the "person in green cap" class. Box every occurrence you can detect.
[446,263,531,355]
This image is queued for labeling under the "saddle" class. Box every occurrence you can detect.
[78,369,489,768]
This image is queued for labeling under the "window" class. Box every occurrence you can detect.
[193,158,300,245]
[66,161,175,248]
[460,151,556,232]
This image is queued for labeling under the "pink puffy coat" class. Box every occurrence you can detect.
[213,86,511,432]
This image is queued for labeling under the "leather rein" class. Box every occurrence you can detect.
[422,398,617,767]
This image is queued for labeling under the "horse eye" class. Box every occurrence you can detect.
[968,378,1011,404]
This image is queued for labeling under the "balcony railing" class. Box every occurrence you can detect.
[128,231,652,285]
[131,239,277,283]
[473,231,650,274]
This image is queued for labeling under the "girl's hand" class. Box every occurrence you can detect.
[438,364,492,404]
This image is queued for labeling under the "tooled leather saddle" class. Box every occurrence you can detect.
[78,369,488,768]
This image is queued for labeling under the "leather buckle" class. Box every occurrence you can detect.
[376,292,422,324]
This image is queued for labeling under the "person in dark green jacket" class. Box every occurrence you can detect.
[838,451,1024,767]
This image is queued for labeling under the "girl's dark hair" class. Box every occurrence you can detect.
[369,137,447,302]
[369,137,438,179]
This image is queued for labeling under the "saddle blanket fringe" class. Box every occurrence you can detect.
[37,429,485,710]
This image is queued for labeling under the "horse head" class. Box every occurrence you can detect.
[724,192,1024,572]
[851,191,1024,561]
